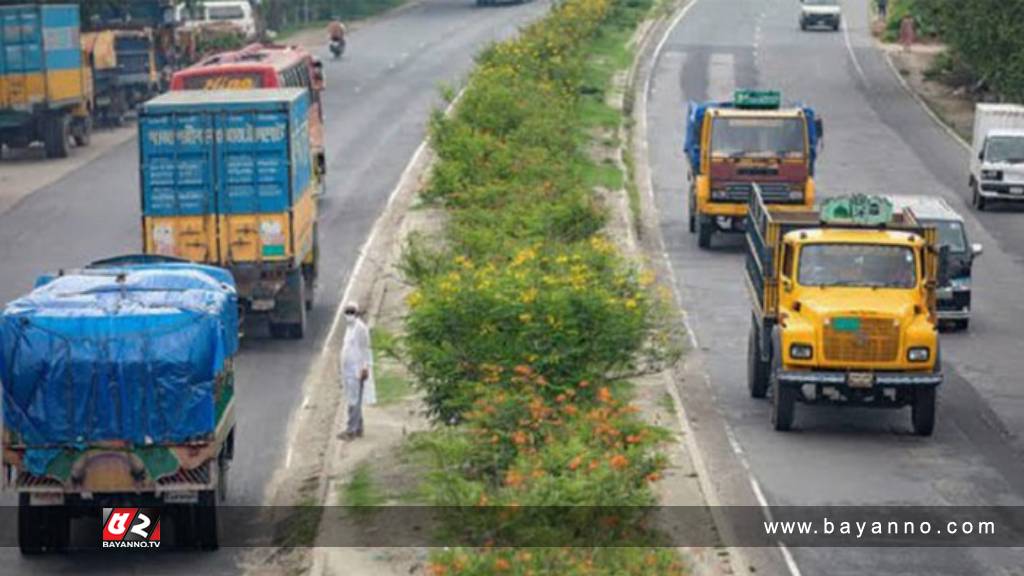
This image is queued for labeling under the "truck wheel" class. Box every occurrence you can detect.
[43,114,71,159]
[972,185,987,211]
[747,320,769,399]
[696,214,713,249]
[770,351,796,431]
[18,495,69,554]
[832,18,841,31]
[190,491,220,550]
[269,273,308,339]
[911,387,936,436]
[954,318,969,331]
[688,194,696,233]
[72,115,92,147]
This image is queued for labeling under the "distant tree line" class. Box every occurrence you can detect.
[890,0,1024,101]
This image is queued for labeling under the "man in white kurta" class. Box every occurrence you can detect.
[339,303,375,439]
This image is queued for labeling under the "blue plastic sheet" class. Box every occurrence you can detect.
[1,263,238,474]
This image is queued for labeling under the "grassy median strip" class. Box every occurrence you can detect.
[396,0,687,573]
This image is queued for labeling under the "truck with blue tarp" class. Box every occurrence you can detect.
[0,3,93,158]
[1,256,238,553]
[684,89,823,249]
[138,88,319,338]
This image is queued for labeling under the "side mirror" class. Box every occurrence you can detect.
[971,243,984,257]
[814,118,824,140]
[978,151,985,162]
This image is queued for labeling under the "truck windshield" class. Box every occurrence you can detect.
[803,0,838,5]
[711,117,805,158]
[799,244,917,289]
[985,136,1024,164]
[208,6,246,20]
[933,221,967,254]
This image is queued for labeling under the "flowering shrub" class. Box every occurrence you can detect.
[401,0,681,572]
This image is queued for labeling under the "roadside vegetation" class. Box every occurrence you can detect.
[398,0,688,573]
[881,0,1024,102]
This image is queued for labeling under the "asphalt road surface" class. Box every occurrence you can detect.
[647,0,1024,574]
[0,0,548,573]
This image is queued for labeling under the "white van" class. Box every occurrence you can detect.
[177,1,257,40]
[970,104,1024,211]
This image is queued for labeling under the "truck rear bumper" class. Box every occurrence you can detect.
[979,183,1024,199]
[778,370,942,388]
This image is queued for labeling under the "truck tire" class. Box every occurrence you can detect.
[770,347,796,431]
[696,214,713,249]
[972,184,987,211]
[911,387,936,436]
[270,272,305,338]
[747,320,769,398]
[18,494,69,554]
[43,114,71,159]
[832,18,841,31]
[688,194,696,233]
[180,491,220,550]
[72,115,92,147]
[953,318,969,331]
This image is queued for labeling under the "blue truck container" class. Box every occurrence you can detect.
[138,88,312,215]
[2,258,238,552]
[0,3,92,158]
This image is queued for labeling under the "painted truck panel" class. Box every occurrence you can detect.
[0,4,85,111]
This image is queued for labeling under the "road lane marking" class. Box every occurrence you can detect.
[841,18,869,86]
[642,2,801,575]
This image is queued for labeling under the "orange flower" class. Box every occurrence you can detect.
[531,468,545,479]
[568,455,582,470]
[494,558,511,571]
[626,434,641,444]
[588,459,600,471]
[555,394,567,403]
[427,563,448,576]
[597,387,613,403]
[609,454,629,470]
[564,405,578,416]
[512,430,529,445]
[514,365,532,376]
[578,380,590,388]
[505,470,524,487]
[646,472,662,483]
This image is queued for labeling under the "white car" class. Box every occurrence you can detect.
[799,0,842,31]
[177,1,258,40]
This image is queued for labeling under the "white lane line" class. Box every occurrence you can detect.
[842,18,869,86]
[708,53,736,100]
[881,49,971,151]
[642,3,800,576]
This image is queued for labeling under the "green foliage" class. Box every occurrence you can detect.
[341,463,385,507]
[399,0,684,573]
[886,0,1024,100]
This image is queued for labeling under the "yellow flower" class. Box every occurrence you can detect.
[521,287,538,304]
[624,298,638,310]
[519,313,533,323]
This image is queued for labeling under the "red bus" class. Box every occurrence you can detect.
[170,43,327,183]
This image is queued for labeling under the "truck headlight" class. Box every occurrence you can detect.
[788,189,804,200]
[790,344,813,360]
[711,189,728,200]
[908,347,930,362]
[981,169,1003,181]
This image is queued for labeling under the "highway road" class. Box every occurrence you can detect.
[0,0,548,573]
[646,0,1024,574]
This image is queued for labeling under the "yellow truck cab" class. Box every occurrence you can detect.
[684,90,823,248]
[745,188,945,435]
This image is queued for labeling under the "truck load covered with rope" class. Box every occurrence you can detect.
[1,257,238,553]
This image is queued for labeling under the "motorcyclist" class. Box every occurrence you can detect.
[327,17,346,54]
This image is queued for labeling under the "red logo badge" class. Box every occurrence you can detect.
[102,508,161,549]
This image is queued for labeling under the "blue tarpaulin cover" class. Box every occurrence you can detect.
[1,262,238,475]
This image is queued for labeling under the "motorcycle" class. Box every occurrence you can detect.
[329,38,345,59]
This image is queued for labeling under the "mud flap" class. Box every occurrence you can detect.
[268,269,306,339]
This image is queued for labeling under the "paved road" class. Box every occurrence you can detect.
[647,0,1024,574]
[0,0,548,572]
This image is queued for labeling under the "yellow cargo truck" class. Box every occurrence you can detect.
[0,4,93,158]
[745,187,945,435]
[684,90,823,249]
[138,88,318,338]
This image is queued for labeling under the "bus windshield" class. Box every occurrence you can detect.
[799,244,917,289]
[711,116,806,159]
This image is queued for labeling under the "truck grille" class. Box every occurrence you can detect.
[157,463,211,487]
[711,182,802,204]
[823,317,900,363]
[16,472,63,489]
